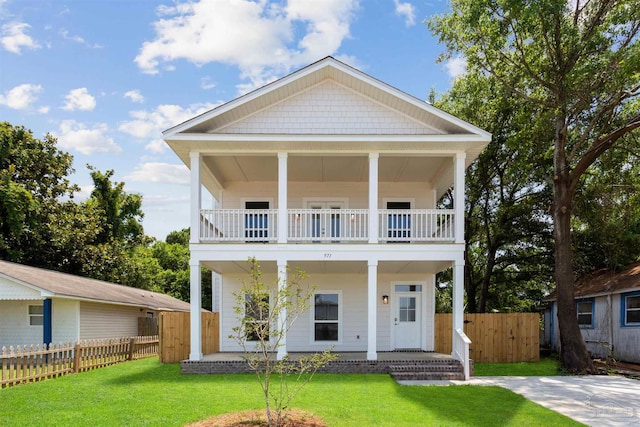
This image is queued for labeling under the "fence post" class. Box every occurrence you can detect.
[73,343,81,373]
[128,337,135,361]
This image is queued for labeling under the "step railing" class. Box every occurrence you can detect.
[453,328,471,380]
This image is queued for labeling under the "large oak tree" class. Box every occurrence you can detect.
[430,0,640,372]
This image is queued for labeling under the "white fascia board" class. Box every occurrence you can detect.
[163,59,337,138]
[334,63,492,139]
[166,133,491,144]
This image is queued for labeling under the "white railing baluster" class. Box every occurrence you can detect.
[199,208,455,243]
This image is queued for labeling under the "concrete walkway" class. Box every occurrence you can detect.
[399,376,640,426]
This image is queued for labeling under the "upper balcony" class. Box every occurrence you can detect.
[199,208,454,244]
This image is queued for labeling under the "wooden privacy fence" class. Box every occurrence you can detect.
[1,335,158,389]
[159,312,218,363]
[435,313,540,363]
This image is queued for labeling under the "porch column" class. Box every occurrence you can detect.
[367,260,378,360]
[278,153,288,243]
[189,261,203,360]
[451,260,465,357]
[277,261,288,360]
[190,151,202,243]
[454,152,466,244]
[368,153,379,244]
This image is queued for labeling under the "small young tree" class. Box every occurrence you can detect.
[231,258,336,427]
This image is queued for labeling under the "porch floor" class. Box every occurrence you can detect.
[199,351,453,362]
[181,351,467,376]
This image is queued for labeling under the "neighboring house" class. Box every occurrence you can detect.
[163,56,491,374]
[543,262,640,363]
[0,260,190,348]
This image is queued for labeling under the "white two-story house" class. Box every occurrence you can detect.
[164,57,490,378]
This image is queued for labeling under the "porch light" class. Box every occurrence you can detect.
[350,214,356,221]
[295,213,301,220]
[382,295,389,305]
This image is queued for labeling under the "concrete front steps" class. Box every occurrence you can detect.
[389,359,467,381]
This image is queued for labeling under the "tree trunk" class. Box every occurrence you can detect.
[478,246,497,313]
[552,117,595,374]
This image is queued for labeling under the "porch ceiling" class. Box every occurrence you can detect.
[201,260,451,275]
[203,155,447,186]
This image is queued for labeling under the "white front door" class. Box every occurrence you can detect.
[393,288,422,349]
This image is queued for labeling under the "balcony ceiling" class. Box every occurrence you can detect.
[203,155,447,185]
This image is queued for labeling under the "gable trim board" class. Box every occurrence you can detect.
[164,57,491,140]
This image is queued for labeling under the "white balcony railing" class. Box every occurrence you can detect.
[199,209,455,243]
[288,209,368,242]
[200,209,278,242]
[378,209,455,242]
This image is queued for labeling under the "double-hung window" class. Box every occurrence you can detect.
[622,292,640,327]
[244,293,270,341]
[313,292,340,342]
[576,299,594,328]
[28,304,44,326]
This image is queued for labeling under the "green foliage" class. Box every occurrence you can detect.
[231,258,337,426]
[435,73,554,313]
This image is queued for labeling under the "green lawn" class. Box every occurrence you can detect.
[0,357,581,426]
[474,357,563,377]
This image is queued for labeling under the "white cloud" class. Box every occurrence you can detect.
[125,162,190,185]
[145,139,167,154]
[62,87,96,111]
[200,76,216,90]
[59,28,102,48]
[135,0,358,93]
[119,102,218,140]
[445,56,467,79]
[0,83,42,110]
[393,0,416,27]
[37,105,50,114]
[55,120,121,155]
[1,22,41,54]
[124,90,144,103]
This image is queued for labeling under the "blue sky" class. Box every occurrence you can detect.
[0,0,464,240]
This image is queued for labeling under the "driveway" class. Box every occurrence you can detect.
[400,375,640,426]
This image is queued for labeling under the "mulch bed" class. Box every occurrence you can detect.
[186,409,327,426]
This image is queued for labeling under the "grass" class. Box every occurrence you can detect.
[0,357,581,427]
[474,357,563,377]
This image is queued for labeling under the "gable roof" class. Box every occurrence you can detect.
[545,262,640,300]
[0,260,191,312]
[163,56,491,170]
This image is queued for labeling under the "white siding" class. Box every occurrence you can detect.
[219,272,435,353]
[79,302,143,339]
[52,298,79,343]
[0,278,42,299]
[221,182,435,210]
[0,300,43,348]
[220,80,438,135]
